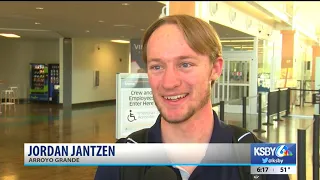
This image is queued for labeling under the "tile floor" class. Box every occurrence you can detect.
[0,103,317,180]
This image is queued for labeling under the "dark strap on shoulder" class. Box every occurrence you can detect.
[127,128,149,143]
[116,128,149,144]
[118,128,150,180]
[229,124,260,143]
[229,125,266,180]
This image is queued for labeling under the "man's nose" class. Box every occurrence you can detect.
[161,67,181,89]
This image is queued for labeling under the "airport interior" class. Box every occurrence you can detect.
[0,1,320,180]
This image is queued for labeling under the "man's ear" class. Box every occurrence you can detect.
[210,57,224,82]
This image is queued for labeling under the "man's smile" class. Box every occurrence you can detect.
[163,93,189,101]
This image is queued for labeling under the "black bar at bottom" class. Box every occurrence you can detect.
[220,101,224,121]
[313,115,320,180]
[274,89,283,122]
[253,93,266,133]
[318,89,320,114]
[262,121,274,126]
[285,88,291,116]
[290,88,319,92]
[242,97,246,128]
[277,89,281,120]
[264,92,274,126]
[297,129,306,180]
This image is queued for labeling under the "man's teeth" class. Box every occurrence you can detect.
[164,94,187,100]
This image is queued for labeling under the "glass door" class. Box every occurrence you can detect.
[213,39,257,114]
[218,56,251,113]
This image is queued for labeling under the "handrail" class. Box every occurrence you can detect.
[224,98,242,104]
[297,129,306,180]
[212,102,221,107]
[247,95,258,99]
[215,95,259,105]
[290,88,319,92]
[313,115,320,180]
[278,88,288,91]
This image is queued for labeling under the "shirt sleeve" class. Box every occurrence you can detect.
[94,166,121,180]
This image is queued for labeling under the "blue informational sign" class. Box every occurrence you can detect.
[313,93,320,104]
[130,39,146,73]
[251,144,296,165]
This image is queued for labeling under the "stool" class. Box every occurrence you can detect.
[9,86,19,104]
[0,90,15,112]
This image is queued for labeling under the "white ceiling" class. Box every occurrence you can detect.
[210,21,253,39]
[0,1,165,40]
[0,1,254,41]
[293,2,320,32]
[227,1,320,41]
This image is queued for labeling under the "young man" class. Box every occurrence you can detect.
[95,15,290,180]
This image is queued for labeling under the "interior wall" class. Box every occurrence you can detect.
[305,46,313,79]
[0,38,59,99]
[72,38,129,104]
[271,31,283,89]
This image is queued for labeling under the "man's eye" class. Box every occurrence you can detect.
[151,65,162,70]
[181,63,191,68]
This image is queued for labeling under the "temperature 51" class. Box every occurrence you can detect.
[280,167,290,173]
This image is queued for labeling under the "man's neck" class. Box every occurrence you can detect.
[160,103,214,143]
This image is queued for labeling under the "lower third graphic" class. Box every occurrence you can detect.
[262,158,268,163]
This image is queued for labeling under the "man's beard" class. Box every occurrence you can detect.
[153,85,211,124]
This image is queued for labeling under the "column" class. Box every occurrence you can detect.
[62,38,73,108]
[168,2,195,16]
[280,30,296,87]
[312,46,320,84]
[60,38,73,142]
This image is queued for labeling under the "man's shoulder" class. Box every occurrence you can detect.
[218,122,261,143]
[95,166,121,180]
[94,129,150,180]
[117,128,150,144]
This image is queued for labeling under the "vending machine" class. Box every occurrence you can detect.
[48,64,60,104]
[29,63,49,101]
[29,63,60,103]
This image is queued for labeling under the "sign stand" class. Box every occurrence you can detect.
[116,73,159,139]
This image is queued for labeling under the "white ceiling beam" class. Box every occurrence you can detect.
[247,1,292,26]
[157,1,167,5]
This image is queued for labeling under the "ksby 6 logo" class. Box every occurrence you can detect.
[275,145,293,157]
[254,145,293,157]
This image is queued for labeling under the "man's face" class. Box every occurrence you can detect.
[146,24,223,124]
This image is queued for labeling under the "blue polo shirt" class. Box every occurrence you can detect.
[95,110,290,180]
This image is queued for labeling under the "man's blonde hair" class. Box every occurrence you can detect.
[142,14,222,65]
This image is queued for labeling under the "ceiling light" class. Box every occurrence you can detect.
[233,46,253,49]
[0,33,20,38]
[36,7,43,10]
[110,40,130,44]
[98,20,104,23]
[85,30,90,33]
[140,28,145,31]
[113,24,134,28]
[35,22,41,25]
[122,3,129,6]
